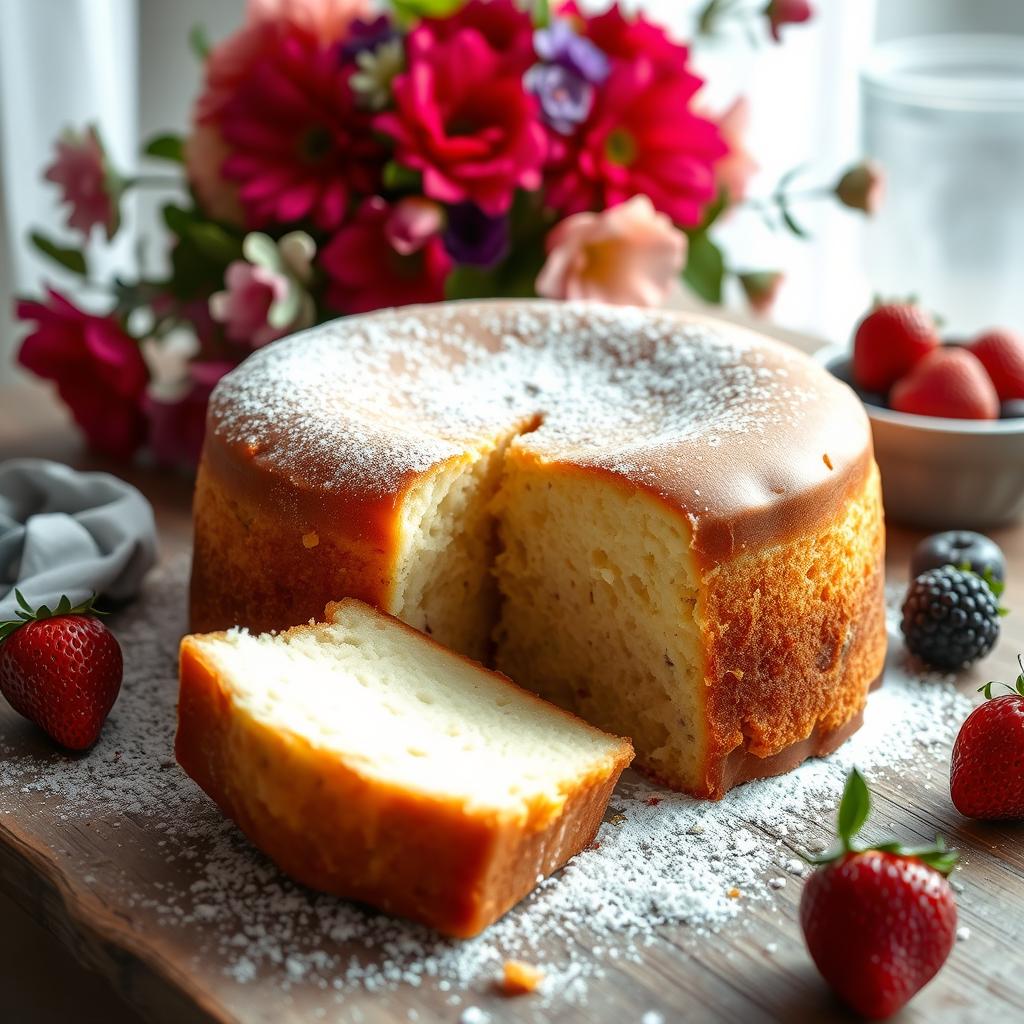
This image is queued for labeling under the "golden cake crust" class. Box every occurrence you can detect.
[190,300,887,798]
[176,606,632,937]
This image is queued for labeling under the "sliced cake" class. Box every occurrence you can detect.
[176,598,633,938]
[190,300,886,799]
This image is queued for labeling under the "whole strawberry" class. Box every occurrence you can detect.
[890,347,999,420]
[852,301,939,393]
[800,769,958,1020]
[969,328,1024,401]
[0,592,122,750]
[950,657,1024,820]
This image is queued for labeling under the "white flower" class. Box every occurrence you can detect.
[350,39,405,111]
[141,329,200,402]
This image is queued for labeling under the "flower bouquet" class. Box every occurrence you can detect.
[15,0,878,467]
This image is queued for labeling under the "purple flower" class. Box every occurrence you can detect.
[443,203,509,268]
[341,15,400,61]
[525,64,595,135]
[533,19,610,85]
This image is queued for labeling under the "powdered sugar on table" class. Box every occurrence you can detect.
[0,562,970,1012]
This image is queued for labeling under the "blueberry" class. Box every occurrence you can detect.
[911,530,1006,583]
[1000,399,1024,419]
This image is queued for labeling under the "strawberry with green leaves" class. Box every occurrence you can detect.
[0,591,122,750]
[950,655,1024,820]
[800,769,959,1020]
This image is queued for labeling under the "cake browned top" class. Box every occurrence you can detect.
[206,300,873,565]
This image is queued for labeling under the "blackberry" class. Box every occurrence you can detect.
[901,567,1001,670]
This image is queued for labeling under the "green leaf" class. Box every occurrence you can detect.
[776,163,809,194]
[143,133,184,164]
[382,161,422,192]
[682,232,725,304]
[162,203,244,300]
[162,203,194,237]
[778,199,808,239]
[184,222,243,267]
[445,265,500,302]
[837,767,870,849]
[29,231,88,277]
[390,0,463,21]
[533,0,551,28]
[901,835,960,877]
[189,24,210,61]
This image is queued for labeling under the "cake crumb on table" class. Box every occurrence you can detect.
[500,959,545,996]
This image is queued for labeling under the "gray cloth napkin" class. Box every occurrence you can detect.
[0,459,158,621]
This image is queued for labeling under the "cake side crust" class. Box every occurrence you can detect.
[175,616,632,937]
[698,463,887,798]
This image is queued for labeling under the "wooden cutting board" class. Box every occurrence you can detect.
[1,381,1024,1024]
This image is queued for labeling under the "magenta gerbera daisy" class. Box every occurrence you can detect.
[217,25,386,231]
[545,5,727,227]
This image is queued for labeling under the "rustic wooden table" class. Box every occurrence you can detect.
[1,370,1022,1024]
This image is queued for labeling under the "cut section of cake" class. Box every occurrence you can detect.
[176,598,633,938]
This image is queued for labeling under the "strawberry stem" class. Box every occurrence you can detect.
[978,655,1024,700]
[801,768,959,876]
[0,591,104,643]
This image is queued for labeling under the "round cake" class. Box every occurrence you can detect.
[190,300,886,799]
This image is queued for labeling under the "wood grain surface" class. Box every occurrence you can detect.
[1,373,1023,1024]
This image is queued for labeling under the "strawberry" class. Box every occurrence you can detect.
[890,347,1000,420]
[800,769,958,1020]
[0,592,122,750]
[852,301,939,392]
[969,328,1024,400]
[950,656,1024,820]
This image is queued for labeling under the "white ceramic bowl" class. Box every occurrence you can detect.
[816,347,1024,529]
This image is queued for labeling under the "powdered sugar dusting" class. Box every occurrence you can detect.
[210,301,862,509]
[0,561,971,1013]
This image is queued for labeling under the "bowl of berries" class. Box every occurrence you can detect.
[818,300,1024,528]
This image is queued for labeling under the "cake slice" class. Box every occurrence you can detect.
[176,598,633,938]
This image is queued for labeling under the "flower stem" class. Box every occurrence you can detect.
[125,174,184,189]
[741,186,833,212]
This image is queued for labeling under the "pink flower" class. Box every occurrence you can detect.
[146,360,234,468]
[210,231,315,348]
[536,195,686,306]
[44,126,121,240]
[249,0,370,43]
[419,0,534,75]
[545,58,726,227]
[764,0,813,42]
[738,271,785,317]
[714,97,758,205]
[375,27,546,215]
[210,262,291,348]
[385,197,444,256]
[16,290,147,459]
[185,125,245,225]
[321,197,451,314]
[835,160,885,215]
[187,0,380,230]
